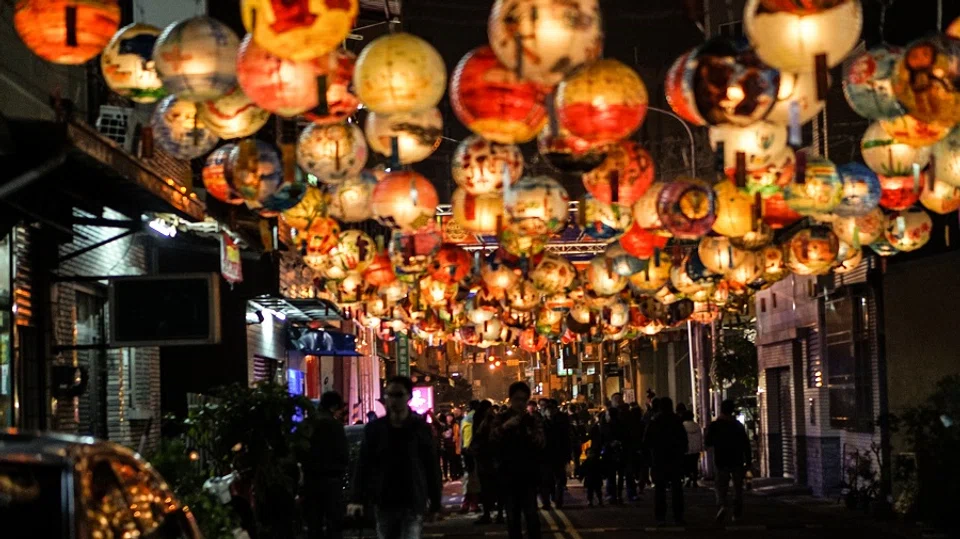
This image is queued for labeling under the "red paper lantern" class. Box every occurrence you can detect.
[371,171,439,233]
[556,59,648,145]
[363,251,396,287]
[619,223,668,258]
[762,192,803,229]
[237,34,317,117]
[304,49,360,125]
[450,46,548,144]
[519,328,548,353]
[665,49,706,126]
[429,244,472,284]
[582,141,655,206]
[879,173,923,211]
[202,144,244,205]
[14,0,120,65]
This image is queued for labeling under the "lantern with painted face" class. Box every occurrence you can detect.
[365,108,443,165]
[151,95,219,160]
[153,17,239,101]
[860,121,932,176]
[657,178,717,239]
[451,189,505,235]
[893,35,960,126]
[531,254,577,293]
[843,45,906,120]
[879,114,950,148]
[831,208,885,247]
[372,171,439,233]
[240,0,358,61]
[920,179,960,214]
[698,236,747,275]
[709,121,789,175]
[784,226,840,275]
[783,156,843,215]
[586,255,627,296]
[388,229,442,277]
[451,136,524,196]
[580,196,633,242]
[297,122,368,185]
[202,144,243,205]
[688,36,780,126]
[884,208,932,252]
[712,180,756,238]
[101,23,164,103]
[931,127,960,188]
[323,230,376,280]
[198,87,270,140]
[354,32,446,114]
[556,59,648,145]
[14,0,120,65]
[628,251,672,293]
[834,163,881,217]
[328,171,378,223]
[582,141,655,206]
[429,244,472,285]
[505,175,570,236]
[878,173,923,211]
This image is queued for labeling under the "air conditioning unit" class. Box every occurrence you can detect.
[96,105,152,153]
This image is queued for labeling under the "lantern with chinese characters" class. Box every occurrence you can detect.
[240,0,358,61]
[153,17,239,101]
[581,196,633,242]
[834,163,881,217]
[452,189,504,234]
[364,251,396,287]
[198,87,270,140]
[297,122,368,184]
[372,171,438,233]
[582,141,655,206]
[657,178,717,239]
[920,179,960,214]
[228,140,283,206]
[505,175,570,235]
[353,32,446,114]
[452,136,523,195]
[665,50,706,125]
[333,272,366,306]
[605,243,646,276]
[429,244,472,284]
[365,108,443,165]
[450,46,547,144]
[743,0,862,73]
[861,121,932,176]
[880,114,950,148]
[698,235,747,274]
[476,317,503,343]
[884,208,932,252]
[14,0,120,65]
[150,95,219,159]
[586,256,627,296]
[843,45,905,120]
[712,180,756,238]
[101,23,164,103]
[878,173,923,211]
[556,59,648,145]
[762,192,803,229]
[744,147,796,196]
[783,157,842,215]
[766,72,826,125]
[620,223,669,258]
[531,254,576,293]
[420,277,457,307]
[628,252,672,293]
[506,279,542,311]
[328,171,377,223]
[834,241,863,274]
[487,0,603,88]
[632,183,667,231]
[323,230,376,280]
[235,34,316,117]
[519,328,548,353]
[202,144,243,204]
[688,36,780,126]
[893,35,960,126]
[301,216,341,269]
[730,222,775,250]
[932,127,960,188]
[709,122,789,174]
[832,207,885,246]
[784,226,840,275]
[388,229,442,277]
[282,186,327,232]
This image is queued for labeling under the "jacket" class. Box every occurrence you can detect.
[303,408,349,481]
[461,411,475,451]
[704,416,752,470]
[642,411,688,472]
[683,420,703,455]
[490,408,545,482]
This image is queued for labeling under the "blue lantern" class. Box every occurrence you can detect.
[835,163,882,218]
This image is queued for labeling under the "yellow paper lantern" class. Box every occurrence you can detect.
[783,156,843,215]
[698,236,747,274]
[556,59,649,145]
[353,32,446,114]
[712,180,756,238]
[451,189,505,234]
[765,72,826,125]
[834,241,863,274]
[240,0,358,61]
[931,127,960,188]
[879,114,950,148]
[884,208,932,252]
[831,207,885,247]
[198,87,270,140]
[14,0,120,65]
[628,251,672,293]
[709,122,789,174]
[586,255,627,296]
[452,136,524,196]
[101,23,164,103]
[861,121,932,176]
[724,251,764,287]
[153,17,239,101]
[505,175,570,236]
[282,186,328,233]
[784,226,840,275]
[365,108,443,165]
[920,179,960,214]
[297,122,368,185]
[893,35,960,126]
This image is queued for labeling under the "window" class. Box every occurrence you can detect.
[824,295,873,432]
[760,297,767,313]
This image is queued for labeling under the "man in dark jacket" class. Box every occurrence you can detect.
[304,391,349,539]
[541,400,571,508]
[705,399,752,523]
[349,376,442,539]
[491,381,544,539]
[642,397,688,525]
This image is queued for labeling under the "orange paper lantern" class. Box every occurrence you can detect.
[581,141,655,206]
[371,171,439,233]
[556,59,648,145]
[14,0,120,65]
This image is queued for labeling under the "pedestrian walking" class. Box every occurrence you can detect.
[642,397,688,526]
[449,412,464,479]
[349,376,442,539]
[677,403,702,487]
[541,400,571,508]
[460,402,481,513]
[303,391,349,539]
[705,399,752,523]
[491,382,545,539]
[471,401,504,525]
[581,447,604,507]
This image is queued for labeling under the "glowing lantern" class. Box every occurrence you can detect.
[893,35,960,126]
[487,0,603,88]
[364,252,396,287]
[452,136,523,196]
[712,180,756,238]
[670,254,715,301]
[605,243,646,276]
[353,32,446,114]
[505,176,570,235]
[282,186,328,233]
[709,122,789,174]
[14,0,119,65]
[328,172,377,223]
[657,178,717,239]
[240,0,358,61]
[783,156,842,215]
[305,49,360,124]
[536,308,564,335]
[582,141,655,206]
[832,208,885,247]
[759,245,789,285]
[235,34,316,117]
[101,23,164,103]
[586,256,627,296]
[301,216,341,268]
[202,145,243,205]
[878,173,923,211]
[531,254,576,293]
[259,172,307,217]
[743,0,862,73]
[556,59,648,145]
[920,179,960,214]
[620,223,669,258]
[451,189,504,234]
[372,171,438,233]
[884,208,932,252]
[689,302,721,324]
[388,229,441,277]
[688,36,780,126]
[834,241,863,274]
[766,72,825,125]
[951,17,960,39]
[834,163,881,217]
[724,251,765,288]
[744,147,796,196]
[365,108,443,165]
[538,127,607,174]
[869,235,900,257]
[758,0,848,13]
[228,140,284,206]
[784,226,840,275]
[545,291,574,312]
[698,236,747,274]
[297,123,368,184]
[730,222,774,250]
[153,17,239,101]
[450,46,548,144]
[519,329,548,353]
[476,317,503,343]
[198,87,270,140]
[429,244,472,284]
[665,50,706,126]
[632,183,667,231]
[420,277,457,307]
[581,197,633,242]
[323,230,376,280]
[506,279,542,311]
[932,127,960,188]
[499,229,549,258]
[629,252,672,293]
[861,121,932,176]
[843,45,905,120]
[879,114,950,148]
[150,95,219,160]
[333,272,365,306]
[762,192,803,229]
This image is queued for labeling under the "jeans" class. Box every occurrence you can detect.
[715,466,745,517]
[504,483,541,539]
[304,477,344,539]
[374,507,424,539]
[652,469,684,523]
[540,462,568,507]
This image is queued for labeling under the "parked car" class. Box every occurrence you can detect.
[0,429,202,538]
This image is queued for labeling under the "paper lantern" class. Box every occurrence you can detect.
[724,251,764,288]
[228,140,283,205]
[429,244,472,284]
[698,236,747,274]
[451,189,504,234]
[834,163,881,217]
[860,121,932,176]
[235,34,316,117]
[581,196,633,242]
[153,17,239,101]
[878,173,923,211]
[297,122,368,184]
[759,245,789,285]
[665,50,706,126]
[832,207,885,247]
[657,178,717,239]
[758,0,848,14]
[304,49,360,125]
[198,87,270,140]
[712,180,756,238]
[240,0,357,61]
[372,171,439,233]
[950,16,960,39]
[620,223,669,258]
[920,179,960,214]
[766,72,826,125]
[353,32,446,114]
[481,254,519,293]
[893,35,960,126]
[499,229,549,258]
[843,45,905,120]
[628,251,672,293]
[783,156,842,215]
[582,141,655,206]
[452,136,523,195]
[879,114,950,148]
[388,229,442,277]
[536,307,564,336]
[323,230,376,280]
[420,277,457,307]
[762,192,803,229]
[687,36,780,126]
[519,328,548,353]
[670,253,715,300]
[538,126,608,174]
[531,254,576,293]
[743,0,862,73]
[301,216,341,268]
[487,0,603,88]
[709,122,789,174]
[556,59,648,145]
[730,222,775,250]
[884,208,932,252]
[328,171,377,223]
[506,279,542,311]
[14,0,119,64]
[605,243,647,277]
[364,251,396,287]
[282,186,328,233]
[333,272,366,306]
[365,109,443,165]
[784,226,839,275]
[476,317,503,343]
[505,175,570,235]
[202,145,242,205]
[544,291,574,313]
[150,95,219,160]
[586,256,627,296]
[450,46,548,144]
[834,241,863,274]
[101,23,164,103]
[869,235,900,257]
[932,127,960,188]
[260,173,308,216]
[744,147,796,196]
[632,183,667,231]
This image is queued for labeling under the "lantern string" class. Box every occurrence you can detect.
[937,0,943,30]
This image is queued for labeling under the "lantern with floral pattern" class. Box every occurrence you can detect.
[784,226,840,275]
[14,0,120,65]
[372,171,438,233]
[328,172,377,223]
[920,179,960,214]
[297,122,368,184]
[783,156,843,215]
[582,141,655,206]
[893,35,960,126]
[712,180,756,238]
[632,183,668,231]
[354,32,446,114]
[878,173,923,211]
[884,208,932,252]
[861,121,932,176]
[198,87,270,140]
[151,95,220,159]
[365,108,443,165]
[931,127,960,188]
[744,147,796,196]
[153,17,239,101]
[388,229,442,277]
[709,121,789,175]
[240,0,358,61]
[879,114,950,148]
[452,136,523,196]
[556,59,648,145]
[843,45,905,120]
[834,163,881,217]
[202,144,243,205]
[657,178,717,239]
[101,23,164,102]
[831,207,885,247]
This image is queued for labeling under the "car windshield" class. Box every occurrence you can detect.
[0,462,66,537]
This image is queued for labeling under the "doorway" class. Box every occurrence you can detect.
[766,366,795,478]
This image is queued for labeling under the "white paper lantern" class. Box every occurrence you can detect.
[709,121,789,174]
[153,17,239,101]
[765,72,826,125]
[861,121,931,176]
[297,123,368,185]
[365,108,443,165]
[932,127,960,188]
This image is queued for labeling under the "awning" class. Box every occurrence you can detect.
[252,295,344,324]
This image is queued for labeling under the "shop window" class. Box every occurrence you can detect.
[824,294,874,432]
